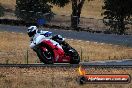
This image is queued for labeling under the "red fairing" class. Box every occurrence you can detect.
[41,40,71,63]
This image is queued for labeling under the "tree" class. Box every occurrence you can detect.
[71,0,85,30]
[0,4,5,17]
[50,0,86,30]
[15,0,87,30]
[102,0,132,34]
[15,0,53,23]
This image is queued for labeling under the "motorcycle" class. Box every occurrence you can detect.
[33,36,80,64]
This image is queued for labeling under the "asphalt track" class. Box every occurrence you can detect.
[0,59,132,68]
[0,24,132,47]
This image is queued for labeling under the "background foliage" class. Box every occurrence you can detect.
[102,0,132,34]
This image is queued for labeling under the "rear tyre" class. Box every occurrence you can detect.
[70,48,80,64]
[61,42,80,64]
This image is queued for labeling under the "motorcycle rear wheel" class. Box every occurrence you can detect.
[69,48,80,64]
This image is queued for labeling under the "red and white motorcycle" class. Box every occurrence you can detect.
[32,35,80,64]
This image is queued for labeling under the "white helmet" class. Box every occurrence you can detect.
[27,26,38,37]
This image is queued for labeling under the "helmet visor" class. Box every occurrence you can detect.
[28,30,36,37]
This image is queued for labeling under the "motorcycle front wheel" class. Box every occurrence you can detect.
[36,45,54,64]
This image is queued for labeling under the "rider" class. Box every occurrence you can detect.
[27,26,70,52]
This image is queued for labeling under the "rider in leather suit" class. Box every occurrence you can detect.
[27,26,71,53]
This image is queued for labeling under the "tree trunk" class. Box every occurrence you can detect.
[119,17,125,34]
[71,0,85,30]
[77,0,85,24]
[71,0,78,29]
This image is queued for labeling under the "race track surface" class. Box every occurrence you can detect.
[0,59,132,68]
[0,24,132,47]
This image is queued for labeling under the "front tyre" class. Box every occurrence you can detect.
[36,45,54,64]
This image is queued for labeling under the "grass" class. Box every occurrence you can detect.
[0,0,16,10]
[67,40,132,62]
[0,31,132,64]
[0,67,132,88]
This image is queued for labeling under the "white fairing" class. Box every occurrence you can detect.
[30,33,63,50]
[30,34,45,48]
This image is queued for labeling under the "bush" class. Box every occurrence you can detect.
[15,0,54,23]
[0,4,5,17]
